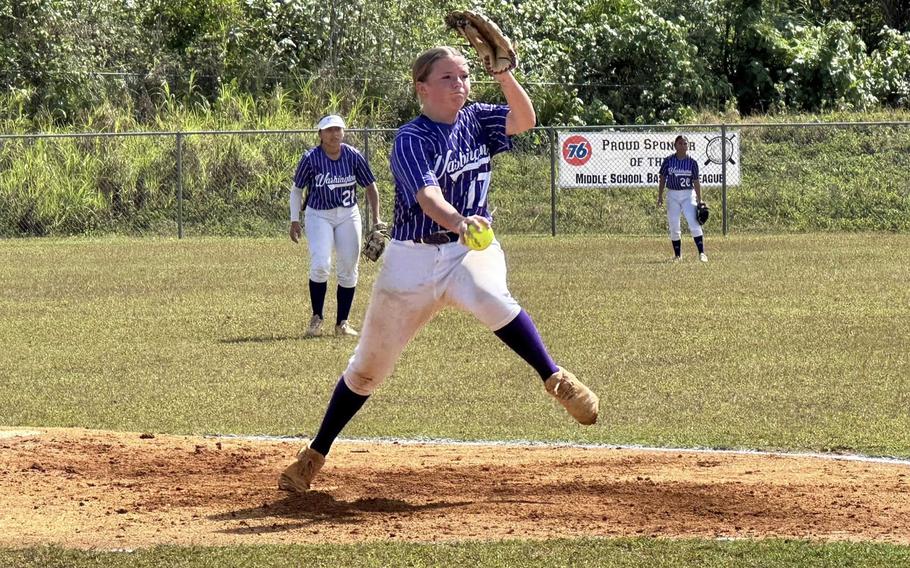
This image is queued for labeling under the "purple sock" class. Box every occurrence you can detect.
[310,377,369,457]
[494,310,560,381]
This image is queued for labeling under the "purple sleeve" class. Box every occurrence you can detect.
[390,132,438,208]
[292,151,312,189]
[691,158,699,180]
[351,147,377,187]
[659,157,669,177]
[472,103,512,156]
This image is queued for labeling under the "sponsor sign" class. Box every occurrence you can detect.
[557,131,740,188]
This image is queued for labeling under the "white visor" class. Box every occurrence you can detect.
[317,115,346,130]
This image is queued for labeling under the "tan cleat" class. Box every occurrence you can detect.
[305,314,323,337]
[278,446,325,493]
[335,320,359,337]
[545,367,599,425]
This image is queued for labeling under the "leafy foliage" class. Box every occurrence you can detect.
[2,0,910,126]
[869,27,910,106]
[0,0,146,121]
[779,21,877,111]
[587,4,728,123]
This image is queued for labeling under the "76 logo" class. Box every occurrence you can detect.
[562,135,593,166]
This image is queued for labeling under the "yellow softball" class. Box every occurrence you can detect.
[464,224,494,251]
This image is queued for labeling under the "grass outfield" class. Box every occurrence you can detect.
[1,233,908,453]
[2,539,910,568]
[1,233,909,564]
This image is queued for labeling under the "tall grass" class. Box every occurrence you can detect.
[0,79,381,236]
[1,86,909,236]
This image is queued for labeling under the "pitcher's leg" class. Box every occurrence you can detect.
[279,249,440,493]
[494,310,558,380]
[445,241,520,331]
[446,243,598,425]
[341,241,441,396]
[309,377,369,457]
[342,284,439,396]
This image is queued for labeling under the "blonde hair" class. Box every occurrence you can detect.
[411,46,466,85]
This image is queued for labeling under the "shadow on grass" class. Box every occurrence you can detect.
[210,492,470,534]
[218,334,312,344]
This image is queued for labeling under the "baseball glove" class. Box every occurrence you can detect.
[362,222,390,262]
[445,11,516,75]
[696,202,710,225]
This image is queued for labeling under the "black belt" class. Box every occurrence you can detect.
[413,231,459,245]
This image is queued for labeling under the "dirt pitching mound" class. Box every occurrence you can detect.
[1,428,909,550]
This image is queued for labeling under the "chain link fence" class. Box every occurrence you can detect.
[2,122,909,237]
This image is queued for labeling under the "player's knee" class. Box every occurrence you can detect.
[486,304,522,331]
[669,230,682,240]
[338,276,358,288]
[471,293,519,330]
[310,260,331,282]
[337,267,359,288]
[343,369,387,396]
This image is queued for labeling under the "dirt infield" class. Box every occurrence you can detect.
[1,428,909,550]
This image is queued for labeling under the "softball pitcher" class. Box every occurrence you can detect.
[657,135,708,262]
[279,46,600,493]
[289,114,383,337]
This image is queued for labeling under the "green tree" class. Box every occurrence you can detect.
[0,0,147,121]
[780,20,876,111]
[869,27,910,106]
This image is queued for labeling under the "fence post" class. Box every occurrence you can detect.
[176,132,184,239]
[362,127,371,231]
[548,127,557,236]
[721,123,728,236]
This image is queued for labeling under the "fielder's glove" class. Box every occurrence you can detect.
[362,222,391,262]
[696,202,710,225]
[445,10,517,75]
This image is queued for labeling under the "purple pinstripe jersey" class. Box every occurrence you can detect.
[389,103,512,241]
[659,154,699,190]
[292,143,376,210]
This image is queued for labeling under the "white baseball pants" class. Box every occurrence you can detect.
[304,205,362,288]
[666,189,704,240]
[342,238,521,396]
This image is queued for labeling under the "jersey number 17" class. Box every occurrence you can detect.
[466,172,491,211]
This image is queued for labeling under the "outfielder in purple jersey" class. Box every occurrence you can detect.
[278,46,601,494]
[293,143,375,211]
[289,115,383,337]
[657,135,707,262]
